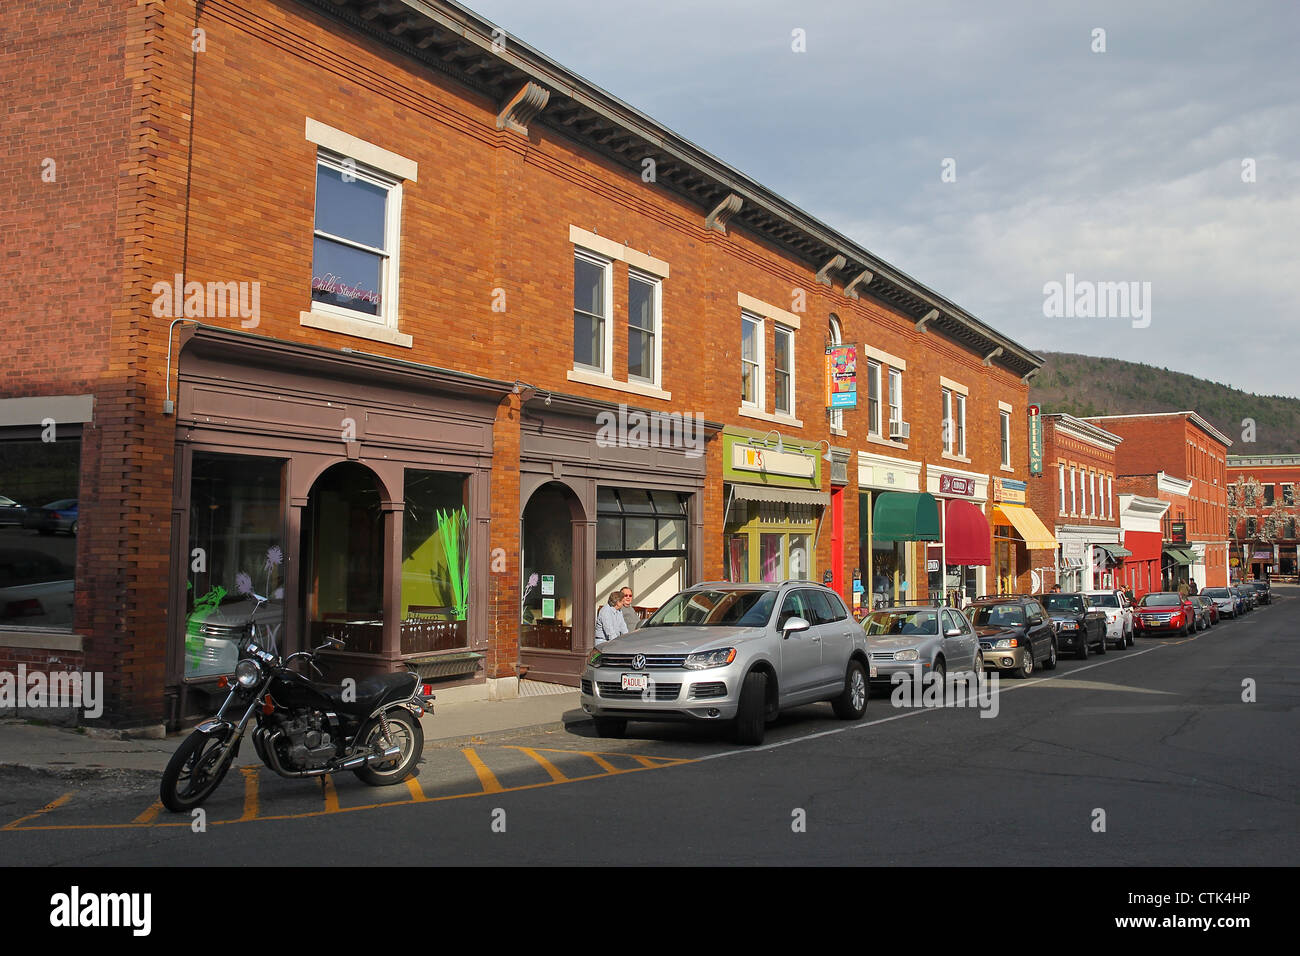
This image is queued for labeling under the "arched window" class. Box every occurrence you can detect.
[828,315,843,431]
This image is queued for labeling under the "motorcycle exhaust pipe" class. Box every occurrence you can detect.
[334,744,403,772]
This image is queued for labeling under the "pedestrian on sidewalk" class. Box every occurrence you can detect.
[1188,578,1199,596]
[595,590,629,645]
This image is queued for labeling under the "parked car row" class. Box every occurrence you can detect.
[576,577,1278,747]
[0,496,79,535]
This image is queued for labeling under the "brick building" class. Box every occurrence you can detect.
[2,0,1042,727]
[1115,472,1191,596]
[1026,414,1123,592]
[1226,454,1300,582]
[1086,412,1231,589]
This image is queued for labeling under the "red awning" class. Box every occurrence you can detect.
[944,499,991,566]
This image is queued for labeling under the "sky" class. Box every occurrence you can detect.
[463,0,1300,397]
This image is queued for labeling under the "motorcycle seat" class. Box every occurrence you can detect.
[320,672,418,715]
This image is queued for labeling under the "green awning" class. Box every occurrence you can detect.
[1162,547,1196,566]
[872,491,941,543]
[1096,544,1132,563]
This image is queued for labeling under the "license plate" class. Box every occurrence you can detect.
[621,674,649,692]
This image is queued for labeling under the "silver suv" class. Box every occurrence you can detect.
[579,581,874,745]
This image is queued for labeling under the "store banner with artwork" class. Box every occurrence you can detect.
[826,344,857,409]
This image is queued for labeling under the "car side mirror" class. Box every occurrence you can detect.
[782,616,811,637]
[944,627,962,638]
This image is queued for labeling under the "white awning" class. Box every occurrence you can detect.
[730,484,829,506]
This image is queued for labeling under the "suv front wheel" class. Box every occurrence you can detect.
[831,660,868,720]
[734,670,768,745]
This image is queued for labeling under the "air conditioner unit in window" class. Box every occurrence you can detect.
[889,420,910,440]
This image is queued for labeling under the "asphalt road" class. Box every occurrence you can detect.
[3,590,1297,866]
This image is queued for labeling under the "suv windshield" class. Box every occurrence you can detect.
[1087,594,1119,607]
[1139,593,1180,607]
[1203,588,1229,598]
[862,609,939,637]
[971,604,1025,628]
[1042,594,1084,613]
[645,589,776,627]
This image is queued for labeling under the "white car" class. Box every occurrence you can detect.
[1084,589,1134,649]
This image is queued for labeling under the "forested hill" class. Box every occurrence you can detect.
[1029,352,1300,454]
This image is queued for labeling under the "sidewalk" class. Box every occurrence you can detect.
[0,688,584,777]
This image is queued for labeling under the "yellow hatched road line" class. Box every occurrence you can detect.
[238,767,260,822]
[404,777,427,802]
[516,747,568,782]
[3,791,74,830]
[133,801,164,825]
[321,775,340,813]
[461,748,503,793]
[580,752,622,774]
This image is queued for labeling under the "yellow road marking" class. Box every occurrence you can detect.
[238,767,260,822]
[133,801,163,825]
[632,756,660,768]
[3,791,73,830]
[321,775,340,813]
[517,747,568,782]
[3,759,696,831]
[581,751,622,774]
[404,777,427,802]
[461,748,503,793]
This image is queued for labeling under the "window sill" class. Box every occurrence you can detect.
[300,310,413,348]
[737,407,803,428]
[1000,464,1015,473]
[830,425,847,437]
[867,434,909,451]
[0,630,84,651]
[566,369,671,401]
[941,452,972,464]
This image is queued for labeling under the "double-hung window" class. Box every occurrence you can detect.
[774,325,794,416]
[1059,464,1066,515]
[627,271,659,385]
[1071,467,1078,514]
[1000,410,1011,468]
[573,250,612,373]
[887,369,902,435]
[941,388,952,452]
[311,154,400,325]
[867,361,882,435]
[954,393,966,456]
[741,312,763,408]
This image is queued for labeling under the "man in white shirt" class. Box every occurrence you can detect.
[595,590,629,645]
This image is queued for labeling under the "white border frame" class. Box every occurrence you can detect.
[573,247,614,376]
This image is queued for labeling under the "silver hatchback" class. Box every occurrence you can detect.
[579,581,874,745]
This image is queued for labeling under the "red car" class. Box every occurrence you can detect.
[1133,592,1196,636]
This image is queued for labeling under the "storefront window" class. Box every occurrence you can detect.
[760,534,785,581]
[185,453,286,679]
[0,436,81,631]
[522,483,577,649]
[596,487,689,615]
[789,534,811,580]
[725,534,750,582]
[400,470,469,653]
[304,462,384,652]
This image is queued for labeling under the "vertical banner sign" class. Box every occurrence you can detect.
[1027,404,1044,476]
[826,344,858,409]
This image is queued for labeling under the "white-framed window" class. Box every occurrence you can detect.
[310,152,402,328]
[1059,463,1066,515]
[573,249,612,373]
[955,393,966,456]
[1107,475,1113,519]
[741,312,763,408]
[1071,466,1078,514]
[888,368,903,435]
[941,388,952,452]
[627,270,660,385]
[1000,410,1011,468]
[867,360,882,435]
[1090,472,1097,517]
[774,324,795,416]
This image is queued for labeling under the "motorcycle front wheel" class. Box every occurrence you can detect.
[160,728,235,812]
[353,709,423,787]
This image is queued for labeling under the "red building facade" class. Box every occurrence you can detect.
[1226,454,1300,582]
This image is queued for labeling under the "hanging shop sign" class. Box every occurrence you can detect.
[1252,550,1273,560]
[992,477,1027,505]
[1169,521,1187,544]
[826,344,858,409]
[1028,404,1044,476]
[939,474,976,497]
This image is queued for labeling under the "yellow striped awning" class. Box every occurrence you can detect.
[991,504,1058,550]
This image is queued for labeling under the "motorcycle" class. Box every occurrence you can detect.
[160,591,435,812]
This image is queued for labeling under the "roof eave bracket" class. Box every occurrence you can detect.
[705,193,743,233]
[497,80,550,135]
[815,254,847,287]
[915,308,939,332]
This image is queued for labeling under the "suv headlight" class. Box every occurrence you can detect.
[993,637,1019,649]
[683,648,737,669]
[892,649,919,661]
[235,658,263,689]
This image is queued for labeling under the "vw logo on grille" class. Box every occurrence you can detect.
[631,654,646,671]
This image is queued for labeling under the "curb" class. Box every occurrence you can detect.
[422,714,594,752]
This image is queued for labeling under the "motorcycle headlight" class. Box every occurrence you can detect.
[235,658,263,689]
[683,647,737,669]
[892,649,919,662]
